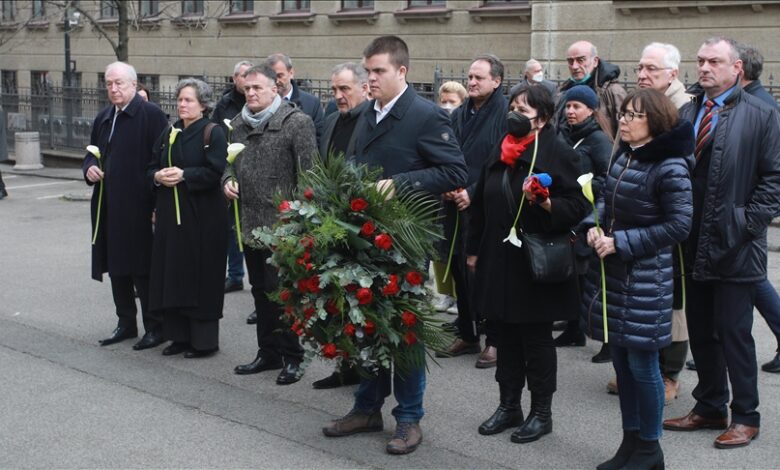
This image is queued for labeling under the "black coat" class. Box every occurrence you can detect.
[352,86,468,195]
[83,94,169,281]
[440,89,507,257]
[559,116,612,198]
[467,127,590,323]
[146,118,228,320]
[581,121,694,350]
[680,86,780,282]
[290,81,324,144]
[319,100,370,160]
[744,80,779,110]
[211,87,245,138]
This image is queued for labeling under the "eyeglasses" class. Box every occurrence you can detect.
[633,65,672,74]
[617,111,647,122]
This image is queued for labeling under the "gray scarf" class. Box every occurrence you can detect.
[240,94,282,129]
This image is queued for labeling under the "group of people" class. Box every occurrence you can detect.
[82,33,780,466]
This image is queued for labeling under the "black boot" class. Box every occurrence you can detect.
[510,393,552,443]
[592,343,612,363]
[620,438,664,470]
[597,430,637,470]
[553,321,586,347]
[478,385,524,435]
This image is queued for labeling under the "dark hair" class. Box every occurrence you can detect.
[509,85,555,124]
[243,64,277,85]
[620,88,678,138]
[472,54,504,82]
[136,82,152,102]
[738,44,764,81]
[363,35,410,70]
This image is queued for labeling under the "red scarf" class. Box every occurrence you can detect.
[500,133,537,168]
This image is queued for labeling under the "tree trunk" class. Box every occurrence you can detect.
[115,1,129,62]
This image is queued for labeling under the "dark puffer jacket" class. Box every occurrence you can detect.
[581,120,694,351]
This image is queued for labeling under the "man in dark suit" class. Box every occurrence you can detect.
[321,35,467,455]
[266,53,324,143]
[83,62,169,350]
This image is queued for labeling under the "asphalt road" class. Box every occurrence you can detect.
[1,167,779,469]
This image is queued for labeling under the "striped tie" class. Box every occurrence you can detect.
[694,100,715,162]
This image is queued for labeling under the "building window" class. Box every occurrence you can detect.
[408,0,445,6]
[31,71,50,94]
[1,70,19,112]
[182,0,204,15]
[32,0,45,18]
[100,0,118,19]
[139,0,159,17]
[342,0,374,9]
[484,0,526,3]
[1,1,15,22]
[137,74,159,91]
[282,0,310,12]
[230,0,253,13]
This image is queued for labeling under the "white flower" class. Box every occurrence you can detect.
[502,226,523,248]
[578,173,595,204]
[168,127,182,145]
[86,145,101,159]
[226,143,245,164]
[223,119,233,131]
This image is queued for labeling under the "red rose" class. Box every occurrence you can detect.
[405,271,423,286]
[345,283,359,292]
[360,221,376,237]
[291,320,304,336]
[322,343,338,359]
[404,331,417,346]
[279,289,291,302]
[356,288,373,305]
[307,275,321,293]
[344,323,356,336]
[401,310,417,327]
[342,350,350,359]
[305,262,313,271]
[300,236,315,249]
[374,233,393,251]
[382,275,400,296]
[325,298,340,315]
[297,279,308,293]
[278,200,291,212]
[283,305,294,316]
[303,187,314,200]
[303,305,316,319]
[350,198,369,212]
[364,320,376,335]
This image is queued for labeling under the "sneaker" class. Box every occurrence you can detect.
[664,376,680,405]
[386,422,423,455]
[322,409,383,437]
[434,295,455,312]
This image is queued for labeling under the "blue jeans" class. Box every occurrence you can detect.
[755,279,780,351]
[353,365,426,423]
[226,205,244,283]
[611,344,664,441]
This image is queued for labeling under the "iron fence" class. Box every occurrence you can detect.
[2,70,778,153]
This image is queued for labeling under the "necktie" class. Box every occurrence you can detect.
[694,100,715,162]
[109,109,120,141]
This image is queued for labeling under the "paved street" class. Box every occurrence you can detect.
[1,165,779,469]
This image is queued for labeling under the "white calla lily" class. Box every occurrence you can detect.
[226,143,245,164]
[168,127,182,145]
[502,227,523,248]
[86,145,101,159]
[577,172,595,204]
[223,119,233,131]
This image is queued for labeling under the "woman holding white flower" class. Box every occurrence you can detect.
[147,78,228,358]
[580,88,693,470]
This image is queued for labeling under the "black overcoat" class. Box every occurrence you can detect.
[467,126,589,324]
[83,94,169,281]
[146,118,228,320]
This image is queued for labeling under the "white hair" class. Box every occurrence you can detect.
[105,62,137,81]
[642,42,682,70]
[525,59,541,71]
[233,60,254,76]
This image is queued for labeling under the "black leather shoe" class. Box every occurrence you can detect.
[162,342,190,356]
[246,310,258,324]
[184,347,219,358]
[761,352,780,373]
[234,351,283,375]
[686,359,697,371]
[276,361,302,385]
[132,331,165,350]
[312,368,361,389]
[0,188,7,199]
[99,326,138,346]
[591,343,612,363]
[225,278,243,293]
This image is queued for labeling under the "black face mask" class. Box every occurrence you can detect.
[507,111,533,138]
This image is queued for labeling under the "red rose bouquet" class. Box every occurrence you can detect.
[252,154,452,375]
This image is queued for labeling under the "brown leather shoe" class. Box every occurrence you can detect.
[386,422,423,455]
[714,424,759,449]
[663,411,728,431]
[322,410,383,437]
[663,376,679,405]
[435,338,480,358]
[475,345,497,368]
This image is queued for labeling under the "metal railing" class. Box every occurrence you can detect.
[2,70,778,153]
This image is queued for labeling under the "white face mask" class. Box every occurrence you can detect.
[531,71,544,83]
[440,103,457,114]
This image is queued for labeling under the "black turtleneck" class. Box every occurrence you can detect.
[329,107,362,156]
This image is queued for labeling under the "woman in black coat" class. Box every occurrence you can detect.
[467,85,589,444]
[148,78,228,358]
[581,89,693,470]
[554,85,613,360]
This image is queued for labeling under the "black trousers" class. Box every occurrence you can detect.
[687,280,760,427]
[454,253,497,346]
[495,321,556,395]
[244,246,303,364]
[109,274,160,333]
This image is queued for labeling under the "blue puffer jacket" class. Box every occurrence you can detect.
[581,120,694,351]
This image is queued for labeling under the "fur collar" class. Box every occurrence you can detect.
[620,119,694,162]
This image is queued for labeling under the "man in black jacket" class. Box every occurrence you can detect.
[663,36,780,450]
[266,53,324,143]
[436,54,507,368]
